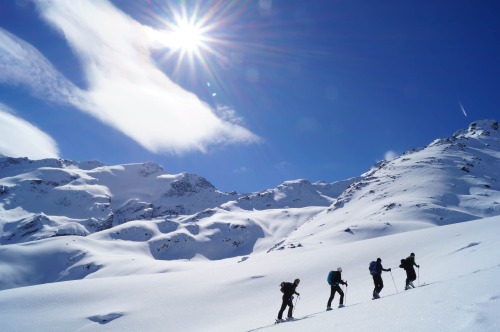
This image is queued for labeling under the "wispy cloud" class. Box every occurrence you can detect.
[0,27,85,106]
[458,99,468,117]
[0,103,60,159]
[0,0,259,155]
[384,150,398,161]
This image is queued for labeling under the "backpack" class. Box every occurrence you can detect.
[399,258,409,269]
[327,271,334,285]
[369,261,377,275]
[280,282,292,293]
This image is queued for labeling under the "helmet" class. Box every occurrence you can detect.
[410,252,415,256]
[294,278,300,284]
[337,267,342,272]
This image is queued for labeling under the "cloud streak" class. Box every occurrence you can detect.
[0,27,85,106]
[1,0,259,154]
[458,100,468,117]
[0,103,60,159]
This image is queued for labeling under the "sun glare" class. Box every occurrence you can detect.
[152,1,246,79]
[171,20,204,53]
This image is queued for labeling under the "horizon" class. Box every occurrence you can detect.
[1,1,500,192]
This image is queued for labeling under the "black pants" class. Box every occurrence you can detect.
[277,295,294,319]
[373,274,384,294]
[406,268,416,286]
[327,284,344,307]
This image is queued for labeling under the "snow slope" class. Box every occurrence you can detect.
[1,119,500,331]
[0,206,325,290]
[0,215,498,331]
[281,119,500,248]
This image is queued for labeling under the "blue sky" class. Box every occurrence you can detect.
[1,0,499,193]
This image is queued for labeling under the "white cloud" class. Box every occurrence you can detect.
[0,0,259,155]
[384,150,398,161]
[0,104,60,159]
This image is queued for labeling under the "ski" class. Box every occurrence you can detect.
[327,304,346,311]
[275,316,308,324]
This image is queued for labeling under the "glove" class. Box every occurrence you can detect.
[388,268,392,271]
[345,282,348,287]
[297,293,300,296]
[417,265,420,268]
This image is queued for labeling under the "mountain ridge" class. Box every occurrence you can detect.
[1,119,500,291]
[280,119,500,248]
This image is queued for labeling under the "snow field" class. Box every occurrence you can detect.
[1,215,499,331]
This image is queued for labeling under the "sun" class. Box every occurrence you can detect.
[150,1,246,79]
[170,19,205,54]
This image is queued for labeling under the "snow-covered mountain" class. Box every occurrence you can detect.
[1,119,500,294]
[0,155,354,248]
[280,119,500,249]
[222,179,337,211]
[1,119,500,331]
[0,160,238,243]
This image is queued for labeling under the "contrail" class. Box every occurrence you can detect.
[458,100,467,117]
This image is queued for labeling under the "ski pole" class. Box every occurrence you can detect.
[418,267,420,286]
[293,295,299,316]
[345,284,348,305]
[390,270,398,294]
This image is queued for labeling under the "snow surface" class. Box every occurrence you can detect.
[0,215,499,331]
[1,119,500,331]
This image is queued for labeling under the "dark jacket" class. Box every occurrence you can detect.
[406,255,418,268]
[375,261,390,275]
[330,271,347,286]
[281,282,299,298]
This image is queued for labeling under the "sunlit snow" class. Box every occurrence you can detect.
[1,120,499,331]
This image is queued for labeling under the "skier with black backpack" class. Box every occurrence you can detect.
[326,267,348,310]
[276,278,300,323]
[400,253,420,290]
[369,258,391,299]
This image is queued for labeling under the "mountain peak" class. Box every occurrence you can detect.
[454,119,499,138]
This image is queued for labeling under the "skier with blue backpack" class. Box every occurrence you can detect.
[369,258,391,299]
[326,267,348,310]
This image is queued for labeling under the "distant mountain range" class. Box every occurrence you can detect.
[1,119,499,290]
[0,152,357,245]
